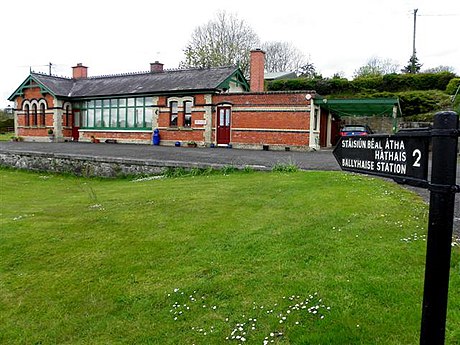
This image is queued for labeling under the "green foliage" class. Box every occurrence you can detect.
[353,57,400,78]
[180,11,259,75]
[0,118,14,132]
[369,90,451,117]
[402,55,423,74]
[268,72,456,95]
[268,77,353,95]
[351,75,384,92]
[220,164,237,175]
[163,166,215,178]
[446,78,460,95]
[271,162,299,172]
[0,132,15,141]
[398,91,448,117]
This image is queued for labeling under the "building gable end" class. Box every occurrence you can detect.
[217,69,249,92]
[8,75,56,101]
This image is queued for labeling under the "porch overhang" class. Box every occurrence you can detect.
[315,97,402,117]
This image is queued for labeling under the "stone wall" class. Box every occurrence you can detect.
[0,151,168,178]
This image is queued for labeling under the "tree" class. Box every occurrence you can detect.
[261,41,310,75]
[353,56,400,78]
[402,54,422,74]
[423,65,456,74]
[180,11,260,75]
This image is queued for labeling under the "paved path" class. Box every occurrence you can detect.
[1,141,458,235]
[0,141,341,171]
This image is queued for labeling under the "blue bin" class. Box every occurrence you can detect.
[152,128,160,145]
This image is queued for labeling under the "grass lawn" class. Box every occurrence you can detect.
[1,168,459,344]
[0,131,14,141]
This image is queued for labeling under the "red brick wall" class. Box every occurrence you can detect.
[159,129,204,143]
[80,131,152,142]
[15,87,56,139]
[214,92,311,147]
[156,94,208,144]
[232,131,309,146]
[17,128,49,137]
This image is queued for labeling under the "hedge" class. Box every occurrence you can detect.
[0,118,14,131]
[267,72,457,94]
[366,90,451,117]
[446,78,460,95]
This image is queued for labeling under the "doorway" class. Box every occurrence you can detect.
[72,111,80,141]
[217,106,231,145]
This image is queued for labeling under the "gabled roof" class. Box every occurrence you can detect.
[9,66,249,101]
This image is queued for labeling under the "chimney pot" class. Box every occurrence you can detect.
[72,63,88,79]
[150,61,164,73]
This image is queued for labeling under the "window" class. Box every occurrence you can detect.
[65,105,71,127]
[40,103,46,126]
[32,104,38,126]
[184,101,192,127]
[170,101,178,126]
[145,108,153,128]
[25,104,30,126]
[80,97,153,129]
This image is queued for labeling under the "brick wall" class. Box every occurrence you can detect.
[214,92,312,149]
[79,131,153,143]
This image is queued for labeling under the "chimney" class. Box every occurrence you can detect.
[150,61,164,73]
[72,63,88,79]
[250,49,265,92]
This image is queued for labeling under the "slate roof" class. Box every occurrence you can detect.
[264,71,297,80]
[11,66,243,100]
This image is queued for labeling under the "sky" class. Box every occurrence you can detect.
[1,0,458,108]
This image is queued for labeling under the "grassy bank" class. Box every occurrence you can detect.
[0,131,14,141]
[1,169,459,344]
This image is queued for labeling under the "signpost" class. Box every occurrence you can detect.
[333,111,459,345]
[333,134,429,184]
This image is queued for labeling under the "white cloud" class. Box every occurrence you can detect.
[1,0,458,107]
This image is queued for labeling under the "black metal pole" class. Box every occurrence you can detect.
[420,111,459,344]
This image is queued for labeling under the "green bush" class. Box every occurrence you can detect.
[268,77,352,95]
[269,72,457,95]
[0,118,14,132]
[351,75,384,92]
[370,90,451,117]
[446,78,460,95]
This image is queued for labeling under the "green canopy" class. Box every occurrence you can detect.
[316,98,401,117]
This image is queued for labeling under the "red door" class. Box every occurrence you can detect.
[217,106,231,145]
[72,110,80,141]
[319,109,328,147]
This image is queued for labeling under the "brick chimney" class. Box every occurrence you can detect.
[250,49,265,92]
[72,63,88,79]
[150,61,164,73]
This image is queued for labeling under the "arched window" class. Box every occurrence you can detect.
[25,104,30,126]
[32,104,38,126]
[40,103,46,126]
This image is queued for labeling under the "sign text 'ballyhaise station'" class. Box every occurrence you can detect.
[333,135,429,181]
[341,138,408,174]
